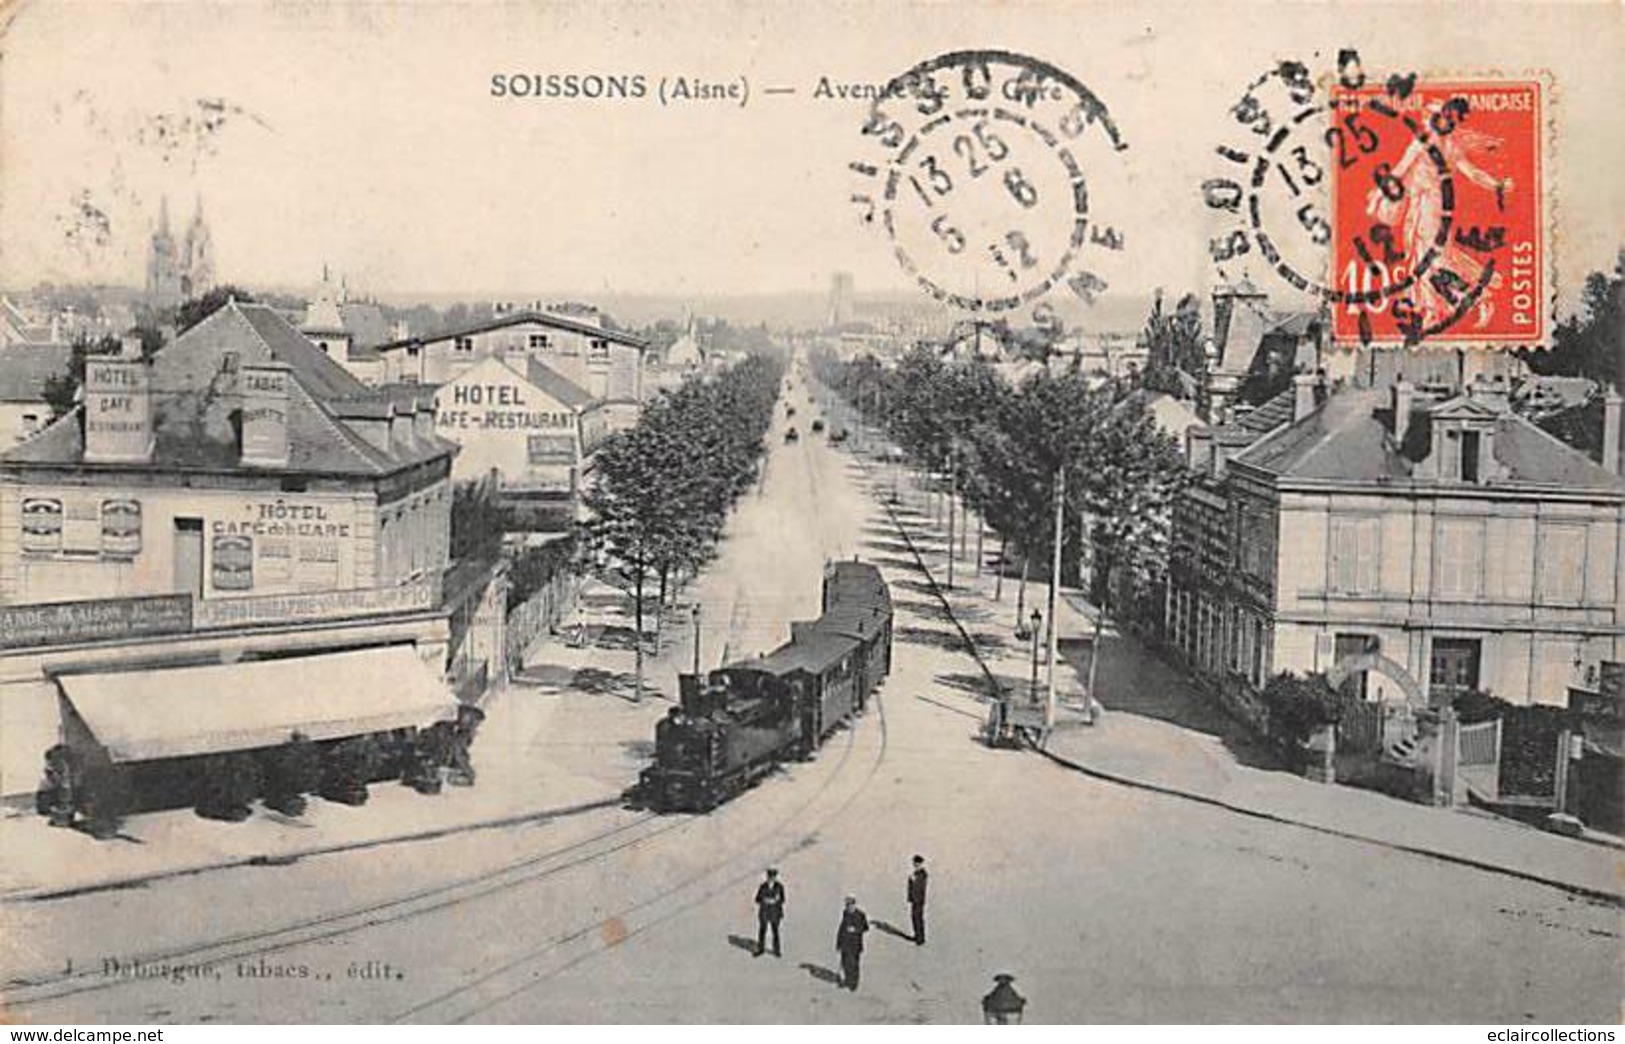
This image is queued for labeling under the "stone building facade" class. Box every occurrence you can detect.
[1169,373,1625,711]
[0,300,462,802]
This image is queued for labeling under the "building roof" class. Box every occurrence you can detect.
[373,309,649,354]
[1236,386,1297,434]
[2,300,456,477]
[228,301,373,402]
[0,344,70,403]
[1234,387,1624,492]
[339,301,392,349]
[1213,294,1272,377]
[1200,387,1297,447]
[665,332,704,368]
[524,358,596,409]
[1265,310,1321,339]
[1122,389,1204,438]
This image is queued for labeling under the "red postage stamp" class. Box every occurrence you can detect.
[1327,78,1547,347]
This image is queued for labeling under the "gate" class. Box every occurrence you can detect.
[1338,700,1384,753]
[1455,718,1502,803]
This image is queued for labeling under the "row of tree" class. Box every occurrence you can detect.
[818,345,1188,690]
[581,354,783,698]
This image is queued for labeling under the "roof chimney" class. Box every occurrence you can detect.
[1292,371,1319,423]
[240,362,292,468]
[413,397,434,441]
[390,402,414,450]
[1604,386,1621,476]
[1392,376,1414,447]
[83,357,153,463]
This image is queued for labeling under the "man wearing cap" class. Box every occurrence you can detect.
[754,868,785,957]
[907,855,929,945]
[835,895,870,990]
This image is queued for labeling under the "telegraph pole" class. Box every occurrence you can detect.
[1045,467,1065,730]
[946,446,956,589]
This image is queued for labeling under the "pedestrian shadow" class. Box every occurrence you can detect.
[799,961,844,986]
[872,919,914,942]
[726,934,760,955]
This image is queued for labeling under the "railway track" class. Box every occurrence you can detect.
[395,688,890,1024]
[9,388,893,1023]
[1,809,689,1014]
[9,628,886,1023]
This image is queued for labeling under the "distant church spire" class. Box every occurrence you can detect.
[147,194,214,306]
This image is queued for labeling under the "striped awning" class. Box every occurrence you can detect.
[56,645,457,763]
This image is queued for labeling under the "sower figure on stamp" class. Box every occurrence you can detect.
[907,854,928,945]
[835,895,869,991]
[754,868,785,957]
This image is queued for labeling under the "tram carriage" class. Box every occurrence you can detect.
[636,561,892,813]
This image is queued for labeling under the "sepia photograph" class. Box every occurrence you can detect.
[0,0,1621,1028]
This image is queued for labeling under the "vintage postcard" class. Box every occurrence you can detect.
[0,0,1621,1027]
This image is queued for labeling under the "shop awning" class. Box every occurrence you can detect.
[56,645,459,763]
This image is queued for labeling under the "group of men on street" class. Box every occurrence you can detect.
[752,855,929,992]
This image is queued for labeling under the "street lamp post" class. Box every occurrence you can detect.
[1028,609,1042,706]
[691,604,702,676]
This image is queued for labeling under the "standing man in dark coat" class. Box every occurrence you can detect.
[835,895,869,990]
[754,868,785,957]
[907,854,929,945]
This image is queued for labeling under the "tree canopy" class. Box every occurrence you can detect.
[580,353,782,695]
[817,346,1188,624]
[1521,251,1623,388]
[172,285,257,333]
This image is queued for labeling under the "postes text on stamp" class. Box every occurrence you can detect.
[1205,53,1548,348]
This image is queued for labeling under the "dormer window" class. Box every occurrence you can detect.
[1460,430,1481,483]
[1425,395,1502,485]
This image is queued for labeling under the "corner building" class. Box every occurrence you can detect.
[0,300,462,804]
[1169,375,1625,711]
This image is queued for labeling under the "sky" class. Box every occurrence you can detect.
[2,0,1621,317]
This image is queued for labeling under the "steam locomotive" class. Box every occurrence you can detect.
[637,560,893,813]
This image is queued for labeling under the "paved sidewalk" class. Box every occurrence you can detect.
[0,671,665,903]
[862,455,1623,903]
